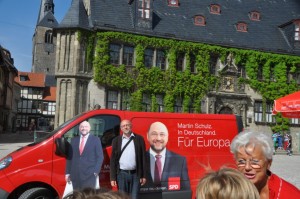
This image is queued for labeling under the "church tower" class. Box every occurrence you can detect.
[32,0,58,75]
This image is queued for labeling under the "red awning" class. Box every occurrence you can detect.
[272,90,300,118]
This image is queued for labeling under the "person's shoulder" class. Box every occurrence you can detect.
[112,135,121,143]
[133,133,144,139]
[270,173,300,194]
[166,149,185,159]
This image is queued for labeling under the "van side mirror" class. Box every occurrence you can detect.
[55,138,71,158]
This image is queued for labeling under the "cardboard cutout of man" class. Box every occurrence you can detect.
[143,121,190,191]
[65,121,103,189]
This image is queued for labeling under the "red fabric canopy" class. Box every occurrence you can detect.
[272,90,300,118]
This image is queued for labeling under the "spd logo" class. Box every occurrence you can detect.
[168,177,180,190]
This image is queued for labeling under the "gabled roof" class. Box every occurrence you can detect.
[37,0,58,28]
[14,72,45,87]
[43,86,56,101]
[58,0,300,55]
[37,11,59,28]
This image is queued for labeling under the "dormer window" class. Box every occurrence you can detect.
[295,22,300,41]
[194,15,206,26]
[20,75,29,81]
[249,11,261,21]
[236,22,248,32]
[168,0,179,7]
[210,4,221,14]
[138,0,151,19]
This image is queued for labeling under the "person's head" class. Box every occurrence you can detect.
[230,131,273,190]
[64,187,130,199]
[196,167,260,199]
[147,121,169,154]
[79,121,91,136]
[120,120,132,136]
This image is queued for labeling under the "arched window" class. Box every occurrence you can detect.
[210,4,221,14]
[168,0,179,7]
[236,22,248,32]
[249,11,261,21]
[219,107,233,114]
[294,21,300,41]
[194,15,206,26]
[45,30,53,44]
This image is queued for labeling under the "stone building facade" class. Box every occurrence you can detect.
[0,45,18,133]
[32,0,58,75]
[34,0,300,153]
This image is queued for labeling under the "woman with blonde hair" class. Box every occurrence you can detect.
[63,187,130,199]
[196,167,259,199]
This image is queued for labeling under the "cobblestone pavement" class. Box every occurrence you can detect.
[271,154,300,189]
[1,133,299,189]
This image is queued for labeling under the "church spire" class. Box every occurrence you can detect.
[37,0,55,24]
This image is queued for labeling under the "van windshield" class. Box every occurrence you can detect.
[30,113,86,145]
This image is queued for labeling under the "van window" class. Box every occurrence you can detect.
[62,115,120,148]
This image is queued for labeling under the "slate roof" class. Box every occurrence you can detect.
[58,0,90,30]
[37,0,58,28]
[58,0,300,55]
[37,12,59,28]
[45,75,56,87]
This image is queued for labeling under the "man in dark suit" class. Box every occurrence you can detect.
[144,121,190,191]
[65,121,103,190]
[110,119,147,199]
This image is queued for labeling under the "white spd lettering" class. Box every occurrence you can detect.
[168,184,179,190]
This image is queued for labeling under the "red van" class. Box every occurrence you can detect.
[0,109,243,199]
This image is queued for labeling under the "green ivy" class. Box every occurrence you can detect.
[81,30,300,130]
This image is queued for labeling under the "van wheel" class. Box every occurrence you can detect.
[19,187,53,199]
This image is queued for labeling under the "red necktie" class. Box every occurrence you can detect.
[154,155,162,185]
[79,136,85,155]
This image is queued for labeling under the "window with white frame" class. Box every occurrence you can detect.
[142,93,151,112]
[107,90,118,110]
[174,97,182,113]
[266,103,275,123]
[156,94,164,112]
[295,23,300,41]
[156,50,166,70]
[138,0,151,19]
[291,118,300,125]
[123,46,134,66]
[109,44,121,65]
[168,0,179,7]
[144,48,154,68]
[254,101,263,122]
[254,101,275,123]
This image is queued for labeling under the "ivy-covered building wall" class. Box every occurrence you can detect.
[53,0,300,153]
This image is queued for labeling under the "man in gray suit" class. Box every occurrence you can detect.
[144,121,190,191]
[65,121,103,189]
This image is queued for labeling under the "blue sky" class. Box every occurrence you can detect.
[0,0,72,72]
